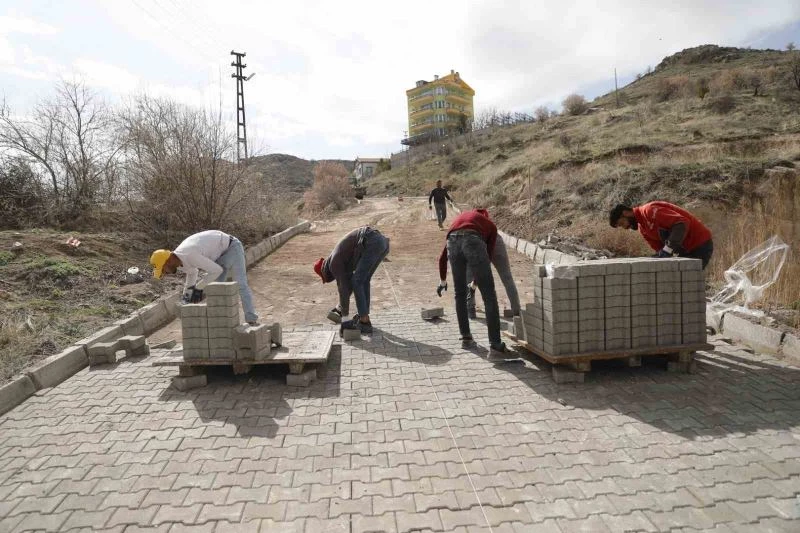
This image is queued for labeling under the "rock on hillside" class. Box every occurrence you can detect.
[655,44,775,70]
[248,154,355,194]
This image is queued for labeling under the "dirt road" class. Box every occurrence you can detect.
[149,198,536,343]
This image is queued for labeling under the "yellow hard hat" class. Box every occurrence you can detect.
[150,249,172,279]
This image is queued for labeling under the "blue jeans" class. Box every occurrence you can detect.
[215,238,258,323]
[447,232,501,347]
[352,229,390,317]
[467,238,521,315]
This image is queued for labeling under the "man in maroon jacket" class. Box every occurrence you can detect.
[438,208,510,359]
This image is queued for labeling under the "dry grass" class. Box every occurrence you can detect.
[708,184,800,324]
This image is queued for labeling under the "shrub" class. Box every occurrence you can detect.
[653,76,691,102]
[0,158,45,229]
[534,106,550,122]
[303,162,353,213]
[449,155,468,173]
[710,68,748,93]
[562,94,588,116]
[707,95,736,114]
[696,78,710,99]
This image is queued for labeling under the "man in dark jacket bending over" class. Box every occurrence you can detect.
[314,226,390,333]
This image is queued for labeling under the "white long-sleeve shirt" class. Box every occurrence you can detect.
[173,230,231,290]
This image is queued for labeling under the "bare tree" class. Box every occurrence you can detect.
[118,95,259,234]
[0,80,120,222]
[534,106,550,122]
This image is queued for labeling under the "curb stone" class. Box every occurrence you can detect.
[722,313,784,355]
[0,375,37,415]
[26,345,89,390]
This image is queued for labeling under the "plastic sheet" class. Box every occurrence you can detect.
[709,235,790,318]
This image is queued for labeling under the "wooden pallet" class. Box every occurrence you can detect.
[152,330,336,378]
[502,330,713,381]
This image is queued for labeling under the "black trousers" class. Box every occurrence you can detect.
[681,239,713,270]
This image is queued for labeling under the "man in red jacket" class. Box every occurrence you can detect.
[609,201,714,269]
[437,208,510,359]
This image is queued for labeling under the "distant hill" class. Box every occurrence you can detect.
[248,154,355,194]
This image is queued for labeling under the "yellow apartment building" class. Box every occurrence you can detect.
[404,69,474,145]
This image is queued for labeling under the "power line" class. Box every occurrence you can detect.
[163,0,228,52]
[129,0,221,66]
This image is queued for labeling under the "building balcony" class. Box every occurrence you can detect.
[408,92,434,103]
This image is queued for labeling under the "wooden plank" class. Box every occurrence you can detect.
[152,331,335,367]
[502,330,712,366]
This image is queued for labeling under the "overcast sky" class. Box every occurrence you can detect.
[1,1,799,160]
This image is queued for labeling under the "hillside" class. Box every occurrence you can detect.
[369,45,800,316]
[248,153,354,194]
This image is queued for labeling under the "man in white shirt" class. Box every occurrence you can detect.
[149,230,259,325]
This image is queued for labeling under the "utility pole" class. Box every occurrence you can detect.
[231,50,253,163]
[614,68,620,108]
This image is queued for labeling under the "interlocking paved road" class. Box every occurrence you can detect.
[1,306,799,532]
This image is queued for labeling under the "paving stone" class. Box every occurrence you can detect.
[421,307,445,319]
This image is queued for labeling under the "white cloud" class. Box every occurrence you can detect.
[0,15,58,36]
[1,1,799,159]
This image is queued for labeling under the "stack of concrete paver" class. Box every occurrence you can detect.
[180,281,277,361]
[518,258,706,356]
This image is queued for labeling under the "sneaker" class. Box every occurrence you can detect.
[460,335,476,348]
[359,321,373,334]
[327,308,342,324]
[340,314,360,332]
[247,320,259,327]
[488,343,516,362]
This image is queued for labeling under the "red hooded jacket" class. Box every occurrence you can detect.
[438,209,497,280]
[633,201,712,253]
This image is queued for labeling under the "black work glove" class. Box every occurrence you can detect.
[653,246,673,258]
[183,286,204,303]
[437,281,448,297]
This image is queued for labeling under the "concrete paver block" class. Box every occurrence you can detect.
[75,324,123,349]
[205,282,238,296]
[421,307,444,320]
[233,324,271,360]
[340,328,361,341]
[0,375,37,415]
[286,368,317,387]
[26,345,89,389]
[172,374,207,391]
[88,341,120,365]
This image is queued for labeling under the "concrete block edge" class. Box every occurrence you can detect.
[0,375,37,416]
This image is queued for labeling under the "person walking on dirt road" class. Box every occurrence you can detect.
[437,208,511,360]
[465,209,522,318]
[314,226,390,334]
[150,230,259,325]
[609,201,714,269]
[428,180,453,229]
